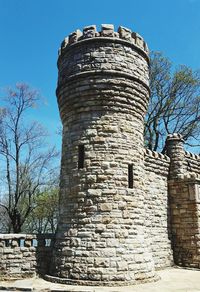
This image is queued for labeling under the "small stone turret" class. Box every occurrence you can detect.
[167,134,200,268]
[166,133,186,178]
[48,24,156,285]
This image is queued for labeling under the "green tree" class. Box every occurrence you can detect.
[0,83,59,233]
[145,52,200,152]
[24,188,59,234]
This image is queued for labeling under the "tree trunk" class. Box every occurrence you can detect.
[10,209,22,233]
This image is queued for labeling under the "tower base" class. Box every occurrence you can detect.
[44,273,159,286]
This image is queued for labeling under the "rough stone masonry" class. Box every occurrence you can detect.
[44,24,200,285]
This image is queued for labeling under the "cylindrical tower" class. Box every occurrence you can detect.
[49,24,156,285]
[166,133,186,179]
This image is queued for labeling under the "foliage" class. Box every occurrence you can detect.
[24,188,59,234]
[145,52,200,152]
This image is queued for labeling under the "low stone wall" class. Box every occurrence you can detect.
[0,234,54,279]
[144,149,174,269]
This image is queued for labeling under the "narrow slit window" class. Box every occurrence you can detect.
[128,164,133,188]
[78,145,85,169]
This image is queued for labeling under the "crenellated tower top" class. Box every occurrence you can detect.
[56,23,150,123]
[58,24,149,58]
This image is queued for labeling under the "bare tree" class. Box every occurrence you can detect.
[0,83,58,233]
[145,52,200,152]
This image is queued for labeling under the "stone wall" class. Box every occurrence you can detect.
[169,177,200,268]
[166,134,200,268]
[0,234,54,279]
[144,149,173,269]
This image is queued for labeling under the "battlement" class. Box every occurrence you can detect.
[144,148,170,177]
[145,148,170,161]
[184,150,200,176]
[185,151,200,161]
[58,24,149,57]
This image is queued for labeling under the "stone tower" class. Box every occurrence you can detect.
[49,24,156,285]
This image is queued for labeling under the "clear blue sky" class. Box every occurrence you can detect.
[0,0,200,149]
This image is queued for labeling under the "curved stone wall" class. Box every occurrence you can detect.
[144,150,173,269]
[50,24,156,285]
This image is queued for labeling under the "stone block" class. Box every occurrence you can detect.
[68,228,78,236]
[61,37,68,50]
[102,216,112,224]
[101,162,110,169]
[87,189,101,197]
[77,232,91,238]
[9,267,21,274]
[99,203,112,212]
[107,238,119,247]
[86,175,97,184]
[118,26,132,41]
[101,232,115,238]
[97,175,107,182]
[117,260,128,271]
[24,239,32,247]
[70,238,81,247]
[135,254,144,263]
[62,248,73,256]
[85,129,97,136]
[21,262,31,270]
[87,242,95,250]
[68,29,82,44]
[118,201,127,210]
[83,25,96,38]
[95,257,110,268]
[91,51,105,58]
[11,240,19,247]
[84,205,97,212]
[88,273,102,281]
[3,248,13,254]
[101,24,114,37]
[96,224,106,233]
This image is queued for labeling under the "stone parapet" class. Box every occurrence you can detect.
[0,234,54,279]
[144,148,170,176]
[184,151,200,176]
